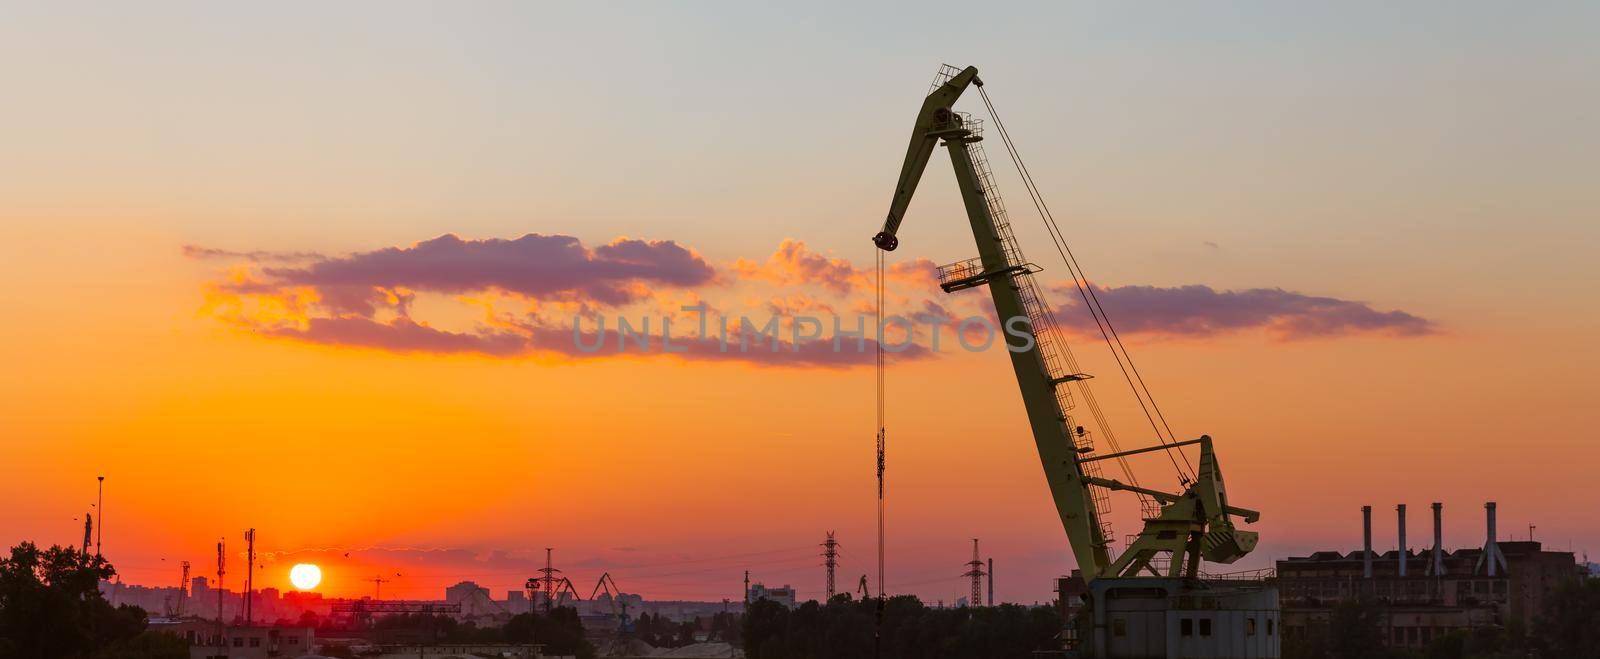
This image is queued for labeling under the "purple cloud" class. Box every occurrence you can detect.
[262,317,530,357]
[262,233,715,307]
[261,315,929,367]
[1049,283,1435,340]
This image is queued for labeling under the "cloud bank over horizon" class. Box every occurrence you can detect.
[190,232,1436,364]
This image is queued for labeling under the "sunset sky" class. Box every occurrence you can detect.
[2,2,1596,605]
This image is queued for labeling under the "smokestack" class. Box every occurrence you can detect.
[1397,504,1408,577]
[1429,502,1446,576]
[1363,505,1374,579]
[987,558,994,606]
[1478,501,1508,576]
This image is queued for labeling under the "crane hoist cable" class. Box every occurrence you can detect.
[976,85,1197,483]
[875,248,887,596]
[873,247,886,658]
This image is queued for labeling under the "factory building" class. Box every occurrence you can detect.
[1275,502,1582,650]
[147,618,314,659]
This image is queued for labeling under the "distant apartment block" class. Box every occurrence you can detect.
[747,583,797,608]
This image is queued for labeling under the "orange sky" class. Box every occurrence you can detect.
[2,3,1597,604]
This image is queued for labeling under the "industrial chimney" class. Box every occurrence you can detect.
[1362,505,1374,579]
[1397,504,1408,577]
[1477,501,1508,576]
[1428,502,1446,576]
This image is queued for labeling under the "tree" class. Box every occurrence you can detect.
[1327,596,1386,659]
[501,608,596,659]
[0,541,159,659]
[1535,577,1600,659]
[93,631,187,659]
[741,594,1064,659]
[708,610,741,644]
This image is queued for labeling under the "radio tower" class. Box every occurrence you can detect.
[243,529,255,625]
[215,539,226,628]
[821,532,840,600]
[961,539,986,608]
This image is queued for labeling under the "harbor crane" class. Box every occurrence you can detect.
[873,65,1277,658]
[590,572,634,634]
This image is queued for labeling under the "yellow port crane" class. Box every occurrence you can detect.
[872,65,1261,583]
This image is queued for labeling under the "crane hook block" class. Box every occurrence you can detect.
[873,231,899,251]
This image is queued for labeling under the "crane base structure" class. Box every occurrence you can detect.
[873,64,1279,659]
[1085,579,1279,659]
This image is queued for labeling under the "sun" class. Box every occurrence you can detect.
[289,563,322,590]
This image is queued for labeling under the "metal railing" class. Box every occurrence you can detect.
[930,112,982,137]
[956,134,1118,545]
[929,63,965,93]
[1200,567,1277,581]
[937,257,985,287]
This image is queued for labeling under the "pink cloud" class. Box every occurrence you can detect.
[1049,283,1435,340]
[732,238,938,295]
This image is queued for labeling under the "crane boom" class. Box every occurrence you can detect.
[875,65,1111,576]
[873,67,979,252]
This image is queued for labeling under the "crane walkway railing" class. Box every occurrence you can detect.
[958,135,1117,548]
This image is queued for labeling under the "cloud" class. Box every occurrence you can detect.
[181,244,324,263]
[263,317,531,357]
[193,232,1434,366]
[733,238,938,295]
[254,314,928,367]
[1049,283,1435,340]
[261,233,715,307]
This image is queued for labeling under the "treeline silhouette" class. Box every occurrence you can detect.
[366,610,594,658]
[0,542,187,659]
[741,594,1063,659]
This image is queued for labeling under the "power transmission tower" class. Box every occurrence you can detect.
[535,548,562,613]
[961,539,986,608]
[821,532,840,600]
